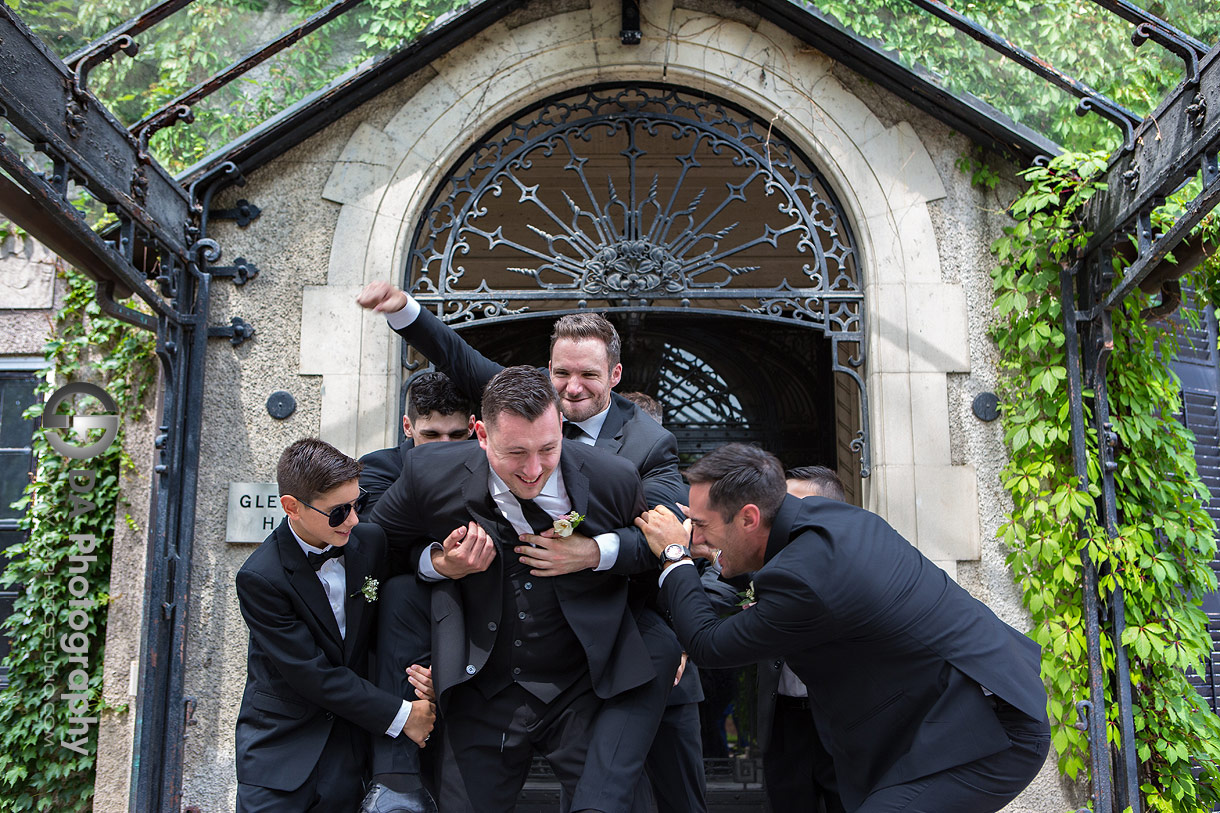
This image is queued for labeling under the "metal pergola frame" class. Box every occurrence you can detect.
[0,1,1218,811]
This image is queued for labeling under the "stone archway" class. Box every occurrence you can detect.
[309,2,978,569]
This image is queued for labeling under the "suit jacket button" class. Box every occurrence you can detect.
[512,667,521,676]
[488,622,497,631]
[518,612,527,620]
[524,582,533,590]
[325,711,334,720]
[465,664,476,675]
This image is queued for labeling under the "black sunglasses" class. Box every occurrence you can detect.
[301,489,369,527]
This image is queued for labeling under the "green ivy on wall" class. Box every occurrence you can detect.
[0,266,156,812]
[991,151,1220,812]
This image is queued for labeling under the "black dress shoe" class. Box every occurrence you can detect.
[358,782,438,813]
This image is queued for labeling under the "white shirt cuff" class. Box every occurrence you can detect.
[418,543,449,582]
[385,293,422,330]
[593,532,619,571]
[657,557,696,587]
[385,699,411,737]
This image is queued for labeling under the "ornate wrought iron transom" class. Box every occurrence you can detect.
[407,84,869,473]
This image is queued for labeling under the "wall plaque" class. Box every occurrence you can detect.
[226,482,284,543]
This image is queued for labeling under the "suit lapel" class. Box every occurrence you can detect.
[560,448,590,519]
[593,396,629,454]
[277,521,344,648]
[342,529,371,663]
[461,449,515,547]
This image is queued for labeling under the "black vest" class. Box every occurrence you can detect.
[470,516,585,702]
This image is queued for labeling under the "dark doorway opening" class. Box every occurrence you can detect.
[456,313,838,472]
[448,311,836,811]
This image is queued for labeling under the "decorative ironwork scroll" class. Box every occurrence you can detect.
[407,84,869,474]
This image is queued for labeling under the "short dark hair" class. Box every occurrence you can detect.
[685,443,786,524]
[785,465,846,502]
[550,312,622,368]
[277,438,361,504]
[481,365,560,427]
[621,391,662,423]
[406,371,474,421]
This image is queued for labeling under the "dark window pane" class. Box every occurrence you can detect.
[0,378,39,449]
[0,530,23,690]
[0,452,32,520]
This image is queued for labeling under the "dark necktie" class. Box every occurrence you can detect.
[517,498,557,535]
[307,546,344,571]
[563,422,587,442]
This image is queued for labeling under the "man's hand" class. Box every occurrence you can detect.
[407,664,434,703]
[515,531,600,576]
[432,522,496,579]
[634,505,690,557]
[402,698,436,748]
[674,652,688,687]
[356,281,409,314]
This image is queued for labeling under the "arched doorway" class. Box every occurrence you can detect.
[400,86,868,803]
[402,84,868,494]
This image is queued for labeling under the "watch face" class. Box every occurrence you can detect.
[664,543,686,561]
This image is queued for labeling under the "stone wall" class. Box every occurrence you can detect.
[93,0,1081,809]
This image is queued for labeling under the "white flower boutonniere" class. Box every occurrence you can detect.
[552,510,585,538]
[737,580,756,609]
[358,576,379,603]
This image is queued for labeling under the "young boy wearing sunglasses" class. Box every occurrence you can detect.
[234,438,436,812]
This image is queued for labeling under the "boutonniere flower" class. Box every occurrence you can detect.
[355,576,379,603]
[552,510,585,538]
[737,580,756,608]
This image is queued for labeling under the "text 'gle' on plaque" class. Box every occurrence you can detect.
[227,483,285,543]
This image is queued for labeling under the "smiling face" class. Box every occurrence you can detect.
[282,478,361,550]
[476,403,563,500]
[549,337,623,423]
[685,482,765,578]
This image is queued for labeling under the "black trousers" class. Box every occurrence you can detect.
[235,719,365,813]
[371,574,433,777]
[438,678,601,812]
[762,695,844,813]
[643,700,708,813]
[855,698,1051,813]
[566,607,682,812]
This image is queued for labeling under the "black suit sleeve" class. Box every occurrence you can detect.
[659,561,836,668]
[358,448,400,517]
[235,569,405,735]
[637,428,687,518]
[392,306,504,401]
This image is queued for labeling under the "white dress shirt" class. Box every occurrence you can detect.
[287,521,411,738]
[417,467,621,580]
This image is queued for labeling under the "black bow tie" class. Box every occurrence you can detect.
[563,422,587,441]
[307,546,345,571]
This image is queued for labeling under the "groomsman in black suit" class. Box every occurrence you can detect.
[637,444,1051,813]
[356,282,702,811]
[756,466,846,813]
[359,371,475,514]
[234,438,435,813]
[370,366,679,812]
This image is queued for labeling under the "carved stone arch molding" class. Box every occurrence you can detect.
[309,1,979,569]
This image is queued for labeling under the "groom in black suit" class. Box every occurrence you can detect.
[234,438,435,812]
[637,444,1051,813]
[357,281,703,811]
[371,366,678,812]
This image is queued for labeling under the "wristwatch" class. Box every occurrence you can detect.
[661,543,691,568]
